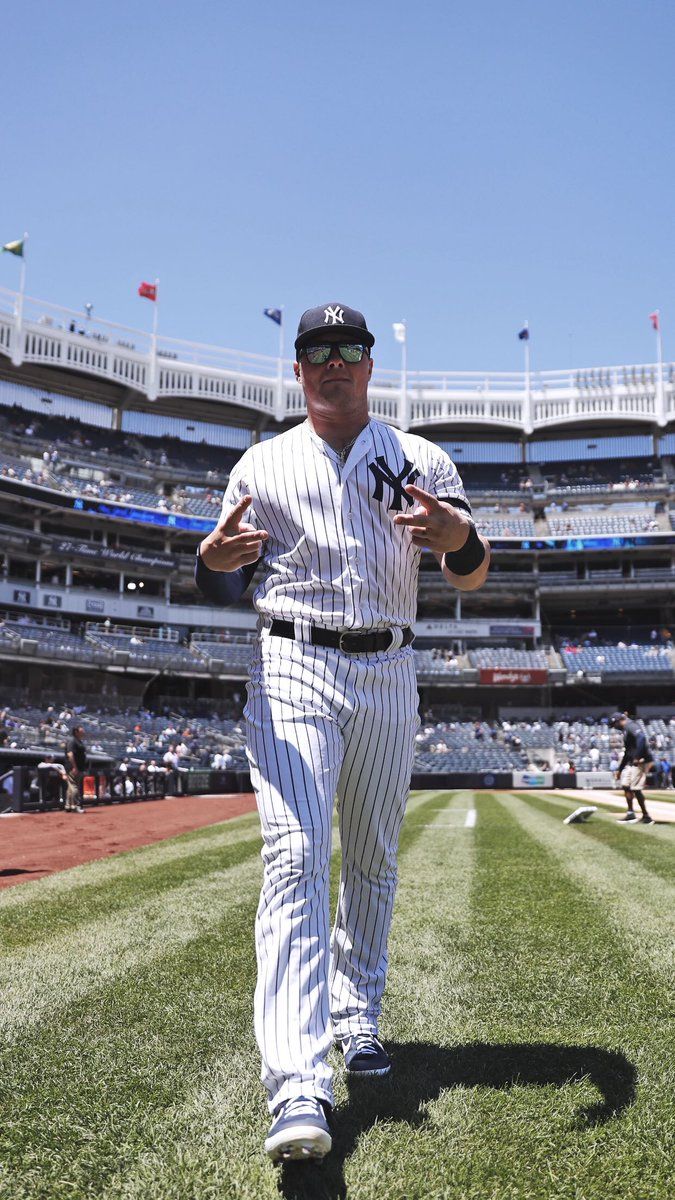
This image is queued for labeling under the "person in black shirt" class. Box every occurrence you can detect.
[65,725,87,813]
[610,712,654,824]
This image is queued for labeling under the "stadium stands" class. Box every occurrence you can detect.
[5,706,672,777]
[413,648,464,676]
[560,644,673,674]
[85,631,201,669]
[474,511,536,537]
[1,333,675,737]
[543,459,662,493]
[546,505,659,536]
[468,648,548,669]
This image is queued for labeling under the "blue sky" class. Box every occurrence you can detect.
[2,0,673,373]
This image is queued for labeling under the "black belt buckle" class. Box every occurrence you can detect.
[338,630,361,653]
[337,629,395,653]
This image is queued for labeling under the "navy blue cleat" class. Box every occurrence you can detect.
[337,1033,392,1076]
[264,1096,332,1162]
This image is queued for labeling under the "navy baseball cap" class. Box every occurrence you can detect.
[294,302,375,354]
[610,712,627,726]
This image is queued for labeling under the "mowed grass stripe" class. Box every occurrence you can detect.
[0,832,263,950]
[388,789,476,1041]
[500,792,675,982]
[527,790,675,884]
[0,852,265,1045]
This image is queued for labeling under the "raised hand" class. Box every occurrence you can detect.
[393,483,472,554]
[199,494,269,572]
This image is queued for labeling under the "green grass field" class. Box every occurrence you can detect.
[1,791,673,1200]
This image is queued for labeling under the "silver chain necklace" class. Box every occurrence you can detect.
[339,435,359,465]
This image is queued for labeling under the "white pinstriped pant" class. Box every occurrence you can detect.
[244,629,420,1112]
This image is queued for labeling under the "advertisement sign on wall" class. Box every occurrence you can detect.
[575,770,616,789]
[479,668,548,685]
[415,618,542,640]
[512,770,554,788]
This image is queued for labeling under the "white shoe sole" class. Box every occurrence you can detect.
[265,1124,332,1162]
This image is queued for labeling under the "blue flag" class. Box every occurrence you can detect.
[264,308,282,325]
[518,325,529,341]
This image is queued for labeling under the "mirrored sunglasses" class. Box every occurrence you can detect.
[300,343,368,365]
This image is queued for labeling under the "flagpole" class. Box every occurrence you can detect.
[401,320,408,431]
[523,320,532,434]
[654,310,665,425]
[275,308,285,422]
[392,320,408,430]
[149,278,159,401]
[11,232,28,367]
[17,232,28,320]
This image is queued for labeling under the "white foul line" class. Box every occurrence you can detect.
[464,809,477,828]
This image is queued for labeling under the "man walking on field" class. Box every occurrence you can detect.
[611,711,654,824]
[196,302,491,1161]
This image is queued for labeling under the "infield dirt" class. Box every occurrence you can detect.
[0,793,257,889]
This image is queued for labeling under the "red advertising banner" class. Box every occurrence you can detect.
[479,668,548,686]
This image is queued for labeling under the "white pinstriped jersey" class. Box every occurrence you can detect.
[221,417,471,630]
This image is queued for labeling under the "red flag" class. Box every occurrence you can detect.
[649,310,660,331]
[138,281,157,301]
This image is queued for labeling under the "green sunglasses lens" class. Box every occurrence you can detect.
[339,344,365,362]
[304,345,331,364]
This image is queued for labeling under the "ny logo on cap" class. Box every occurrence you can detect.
[324,305,345,325]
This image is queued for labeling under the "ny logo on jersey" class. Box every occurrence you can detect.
[368,456,420,511]
[323,305,345,325]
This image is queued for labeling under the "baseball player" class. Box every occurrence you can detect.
[196,302,491,1162]
[610,711,654,824]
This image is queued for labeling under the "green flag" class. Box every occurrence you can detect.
[2,239,24,257]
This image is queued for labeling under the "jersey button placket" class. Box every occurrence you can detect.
[342,475,363,631]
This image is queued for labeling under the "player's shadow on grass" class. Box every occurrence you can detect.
[278,1040,637,1200]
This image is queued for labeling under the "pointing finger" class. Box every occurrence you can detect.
[222,494,252,522]
[217,496,256,535]
[404,483,441,509]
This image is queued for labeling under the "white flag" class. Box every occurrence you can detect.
[392,321,406,344]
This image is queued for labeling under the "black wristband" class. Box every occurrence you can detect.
[442,523,486,576]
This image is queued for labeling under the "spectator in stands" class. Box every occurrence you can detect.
[163,743,179,770]
[64,724,87,813]
[212,748,234,770]
[610,712,654,824]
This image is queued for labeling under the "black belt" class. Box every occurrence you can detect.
[269,619,414,654]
